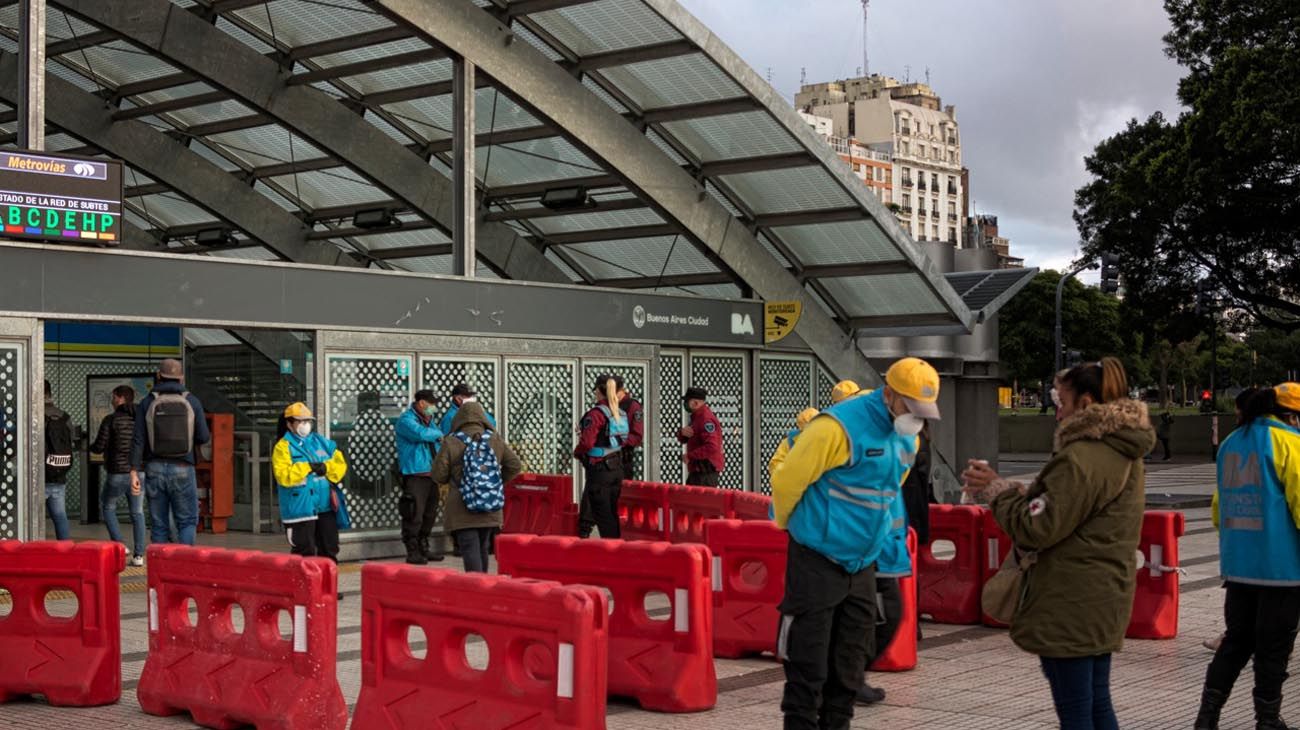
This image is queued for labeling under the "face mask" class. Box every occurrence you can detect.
[422,405,437,417]
[893,413,924,438]
[294,421,313,438]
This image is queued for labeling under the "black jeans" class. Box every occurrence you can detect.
[864,576,902,669]
[398,475,440,545]
[285,510,340,563]
[579,455,623,539]
[1039,654,1118,730]
[453,527,494,573]
[778,539,876,730]
[1205,582,1300,701]
[686,465,719,487]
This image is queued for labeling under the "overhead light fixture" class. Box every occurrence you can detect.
[540,186,590,211]
[194,228,234,247]
[352,208,397,229]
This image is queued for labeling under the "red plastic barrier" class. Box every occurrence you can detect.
[872,528,919,672]
[618,481,671,542]
[503,473,576,536]
[918,504,983,625]
[352,565,607,730]
[497,535,716,713]
[136,546,346,730]
[667,485,732,544]
[704,519,788,659]
[730,491,774,521]
[980,507,1014,628]
[0,540,125,706]
[1127,510,1186,640]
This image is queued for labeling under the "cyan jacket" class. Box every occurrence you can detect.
[272,431,347,523]
[396,407,443,476]
[1215,415,1300,585]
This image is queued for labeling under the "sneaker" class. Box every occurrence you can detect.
[130,555,144,567]
[855,684,886,705]
[405,552,429,566]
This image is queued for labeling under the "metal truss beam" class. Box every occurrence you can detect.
[373,0,881,382]
[596,272,730,289]
[55,0,572,285]
[0,50,356,266]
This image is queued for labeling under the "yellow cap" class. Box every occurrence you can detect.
[885,357,941,419]
[283,402,315,420]
[796,407,819,430]
[1277,383,1300,413]
[830,380,862,404]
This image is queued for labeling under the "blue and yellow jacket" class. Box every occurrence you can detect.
[395,407,443,475]
[771,389,917,574]
[1213,415,1300,585]
[272,432,348,524]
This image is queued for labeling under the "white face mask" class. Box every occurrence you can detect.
[294,421,313,438]
[893,413,924,438]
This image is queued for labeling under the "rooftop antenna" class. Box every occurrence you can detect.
[800,67,806,86]
[766,67,772,85]
[861,0,870,77]
[925,66,931,86]
[904,64,910,83]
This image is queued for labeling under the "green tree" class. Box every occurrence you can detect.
[1074,0,1300,330]
[998,271,1125,386]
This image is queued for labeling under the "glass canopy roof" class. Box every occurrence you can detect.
[0,0,978,335]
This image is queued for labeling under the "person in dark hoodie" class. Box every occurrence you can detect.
[90,385,146,566]
[432,401,523,573]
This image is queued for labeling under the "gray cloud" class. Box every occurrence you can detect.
[678,0,1184,271]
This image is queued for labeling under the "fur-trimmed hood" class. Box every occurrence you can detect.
[1054,398,1156,458]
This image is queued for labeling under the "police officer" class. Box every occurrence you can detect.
[618,385,645,468]
[771,357,941,730]
[678,387,724,486]
[574,374,630,538]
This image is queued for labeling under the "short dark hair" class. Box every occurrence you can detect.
[1242,387,1299,425]
[414,389,437,404]
[111,385,135,404]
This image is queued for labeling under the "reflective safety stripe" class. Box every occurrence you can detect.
[776,615,794,661]
[148,588,158,633]
[293,605,308,653]
[557,643,575,698]
[674,588,689,633]
[827,478,893,499]
[829,490,887,509]
[712,557,722,592]
[890,517,905,530]
[1225,517,1264,531]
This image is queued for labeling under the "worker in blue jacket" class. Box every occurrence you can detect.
[439,382,496,436]
[272,403,350,574]
[396,389,444,565]
[1196,384,1300,730]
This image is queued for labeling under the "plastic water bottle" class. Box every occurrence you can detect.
[960,459,989,505]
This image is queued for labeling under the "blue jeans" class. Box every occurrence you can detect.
[44,482,71,540]
[1039,654,1119,730]
[102,473,146,557]
[145,462,198,546]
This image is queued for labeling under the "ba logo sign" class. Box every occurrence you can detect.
[731,313,754,335]
[632,305,646,329]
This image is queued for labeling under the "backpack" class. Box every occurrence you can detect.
[44,410,74,482]
[453,429,505,513]
[147,391,195,460]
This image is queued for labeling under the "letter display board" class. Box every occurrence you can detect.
[0,150,123,245]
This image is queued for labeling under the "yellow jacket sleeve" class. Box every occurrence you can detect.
[1272,427,1300,530]
[325,447,348,484]
[768,439,791,476]
[272,439,312,488]
[771,416,850,529]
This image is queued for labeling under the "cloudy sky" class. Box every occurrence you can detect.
[677,0,1186,273]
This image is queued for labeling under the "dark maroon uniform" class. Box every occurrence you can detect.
[619,394,645,448]
[678,403,724,486]
[574,400,624,538]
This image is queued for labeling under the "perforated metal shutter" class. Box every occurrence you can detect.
[687,352,747,490]
[420,357,499,426]
[758,356,815,494]
[504,360,575,476]
[0,344,22,539]
[657,351,686,484]
[325,354,411,531]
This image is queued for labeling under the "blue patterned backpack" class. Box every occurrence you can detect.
[454,429,505,513]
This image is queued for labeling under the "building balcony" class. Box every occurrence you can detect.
[917,180,927,191]
[901,177,914,187]
[917,208,927,218]
[948,184,958,195]
[900,206,913,215]
[931,210,940,220]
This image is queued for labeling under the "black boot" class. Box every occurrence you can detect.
[1194,686,1228,729]
[405,540,428,566]
[421,538,445,562]
[1255,692,1298,730]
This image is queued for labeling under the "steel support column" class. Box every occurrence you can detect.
[54,0,571,284]
[0,51,356,266]
[16,0,44,150]
[452,57,476,277]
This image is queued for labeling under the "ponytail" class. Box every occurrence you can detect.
[1061,356,1129,405]
[1099,357,1128,403]
[606,377,622,422]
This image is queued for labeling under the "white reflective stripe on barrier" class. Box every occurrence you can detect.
[712,557,722,592]
[293,605,308,653]
[987,538,1000,571]
[657,508,664,529]
[1150,545,1163,579]
[515,485,549,492]
[556,642,575,699]
[148,588,158,633]
[674,588,689,633]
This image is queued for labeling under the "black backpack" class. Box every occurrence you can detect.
[146,391,196,460]
[44,410,74,482]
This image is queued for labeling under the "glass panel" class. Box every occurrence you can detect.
[327,354,411,531]
[768,221,904,266]
[663,111,802,163]
[717,167,856,215]
[0,342,23,539]
[582,361,647,480]
[817,274,947,318]
[233,0,392,47]
[531,0,682,56]
[656,352,685,484]
[564,236,716,280]
[758,356,814,494]
[686,353,746,490]
[420,357,499,426]
[531,207,664,236]
[505,360,574,476]
[597,54,743,110]
[477,137,601,188]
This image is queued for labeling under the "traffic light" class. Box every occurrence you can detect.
[1099,253,1121,294]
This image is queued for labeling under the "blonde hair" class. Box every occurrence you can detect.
[604,378,622,421]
